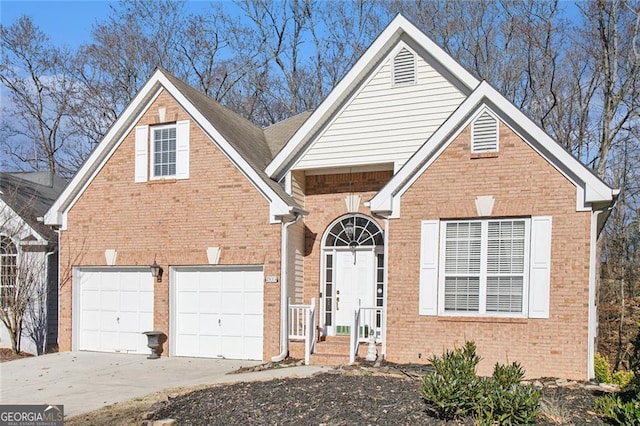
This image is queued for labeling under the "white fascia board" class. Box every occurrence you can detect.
[370,82,617,216]
[0,200,48,244]
[484,85,616,205]
[265,14,479,180]
[44,70,166,227]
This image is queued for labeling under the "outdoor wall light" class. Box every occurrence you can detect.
[150,259,163,282]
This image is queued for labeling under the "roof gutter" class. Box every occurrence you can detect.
[272,211,303,362]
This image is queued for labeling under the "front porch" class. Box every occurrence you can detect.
[287,298,384,366]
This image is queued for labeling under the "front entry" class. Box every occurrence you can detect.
[321,215,384,337]
[333,250,375,335]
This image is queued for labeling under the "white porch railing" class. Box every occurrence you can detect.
[288,298,316,365]
[350,306,383,364]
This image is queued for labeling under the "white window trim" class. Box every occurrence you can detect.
[437,218,530,318]
[150,123,178,180]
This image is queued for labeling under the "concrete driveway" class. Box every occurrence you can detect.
[0,352,327,417]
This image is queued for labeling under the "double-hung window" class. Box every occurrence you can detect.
[441,219,529,316]
[152,125,177,178]
[134,120,189,183]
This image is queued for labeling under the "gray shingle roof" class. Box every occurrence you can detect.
[161,69,306,211]
[0,172,67,241]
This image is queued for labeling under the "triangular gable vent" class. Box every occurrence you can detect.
[393,48,416,85]
[472,109,498,153]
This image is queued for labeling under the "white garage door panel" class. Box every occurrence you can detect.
[76,269,154,354]
[173,267,263,360]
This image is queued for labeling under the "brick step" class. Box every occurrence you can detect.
[309,352,350,366]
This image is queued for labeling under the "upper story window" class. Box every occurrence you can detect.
[393,48,416,86]
[134,120,190,183]
[153,125,177,178]
[0,236,17,309]
[471,109,499,153]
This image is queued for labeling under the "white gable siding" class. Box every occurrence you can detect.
[294,50,466,171]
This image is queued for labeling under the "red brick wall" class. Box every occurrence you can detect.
[58,89,282,359]
[385,122,591,379]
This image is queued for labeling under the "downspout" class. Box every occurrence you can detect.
[587,209,602,380]
[272,212,303,362]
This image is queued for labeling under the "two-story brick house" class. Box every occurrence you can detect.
[45,15,617,379]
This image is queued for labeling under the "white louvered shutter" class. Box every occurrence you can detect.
[393,48,416,85]
[134,125,149,183]
[529,216,552,318]
[175,120,190,179]
[472,110,498,153]
[419,220,439,316]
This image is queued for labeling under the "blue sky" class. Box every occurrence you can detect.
[2,0,582,50]
[0,1,219,48]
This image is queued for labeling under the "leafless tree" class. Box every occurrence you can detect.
[0,16,79,177]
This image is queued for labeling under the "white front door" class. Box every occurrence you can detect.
[333,250,375,335]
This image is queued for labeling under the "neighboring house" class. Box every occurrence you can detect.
[45,16,618,380]
[0,172,66,355]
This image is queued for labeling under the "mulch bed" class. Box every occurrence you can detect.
[150,363,609,425]
[0,347,34,363]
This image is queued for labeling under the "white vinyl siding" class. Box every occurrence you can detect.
[294,45,465,171]
[439,219,530,316]
[393,48,416,85]
[471,109,499,153]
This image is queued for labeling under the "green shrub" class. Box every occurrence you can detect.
[475,363,540,425]
[613,370,635,388]
[421,341,481,418]
[595,352,613,384]
[595,393,640,425]
[421,341,539,424]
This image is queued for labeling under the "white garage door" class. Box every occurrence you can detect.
[172,266,263,360]
[76,268,154,354]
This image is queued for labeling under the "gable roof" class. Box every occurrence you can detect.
[369,81,618,215]
[1,172,67,241]
[45,68,306,228]
[265,14,480,180]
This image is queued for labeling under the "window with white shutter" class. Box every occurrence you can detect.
[393,48,416,86]
[440,218,531,316]
[471,109,499,153]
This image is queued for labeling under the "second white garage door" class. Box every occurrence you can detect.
[172,266,264,360]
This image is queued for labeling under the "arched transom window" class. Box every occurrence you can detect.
[0,236,17,308]
[324,215,384,248]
